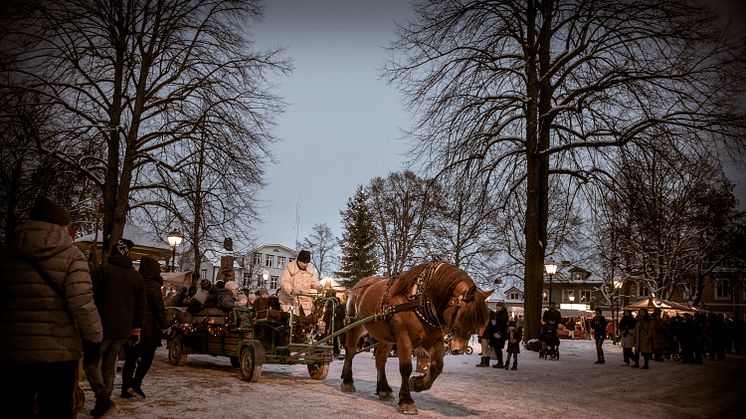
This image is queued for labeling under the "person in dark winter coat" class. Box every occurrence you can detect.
[503,320,522,370]
[650,308,670,362]
[487,302,509,368]
[121,256,167,399]
[633,308,653,369]
[217,281,239,311]
[85,238,148,418]
[619,310,636,365]
[0,195,103,419]
[591,308,608,364]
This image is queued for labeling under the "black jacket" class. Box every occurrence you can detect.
[138,257,168,350]
[92,255,147,339]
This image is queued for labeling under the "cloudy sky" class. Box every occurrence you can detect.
[249,0,746,252]
[251,0,414,249]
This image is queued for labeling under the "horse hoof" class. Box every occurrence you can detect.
[398,403,418,415]
[341,382,356,393]
[409,376,425,392]
[377,391,393,401]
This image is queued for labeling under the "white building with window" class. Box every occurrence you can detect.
[244,244,297,293]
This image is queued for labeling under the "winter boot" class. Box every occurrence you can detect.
[511,358,517,370]
[475,356,490,367]
[91,396,114,418]
[504,356,510,370]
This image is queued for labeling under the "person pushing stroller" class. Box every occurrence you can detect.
[540,302,562,359]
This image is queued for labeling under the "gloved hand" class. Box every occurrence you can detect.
[129,328,141,345]
[82,339,101,367]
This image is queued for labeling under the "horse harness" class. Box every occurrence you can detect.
[374,261,476,333]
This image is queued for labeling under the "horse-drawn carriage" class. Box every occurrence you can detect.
[165,261,493,415]
[164,294,339,382]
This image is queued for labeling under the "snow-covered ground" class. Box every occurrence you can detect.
[77,339,744,419]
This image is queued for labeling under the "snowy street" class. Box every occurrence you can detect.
[76,339,743,419]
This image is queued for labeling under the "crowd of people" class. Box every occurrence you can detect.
[3,195,745,418]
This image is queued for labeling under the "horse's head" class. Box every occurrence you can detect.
[443,284,493,355]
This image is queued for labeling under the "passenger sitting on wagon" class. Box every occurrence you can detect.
[278,250,324,316]
[185,279,211,313]
[203,280,224,308]
[217,281,239,312]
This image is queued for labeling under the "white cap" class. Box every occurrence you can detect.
[225,281,239,291]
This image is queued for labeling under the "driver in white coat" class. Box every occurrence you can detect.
[278,250,324,316]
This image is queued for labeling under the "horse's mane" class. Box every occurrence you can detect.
[390,262,490,327]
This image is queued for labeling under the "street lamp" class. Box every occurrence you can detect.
[260,269,269,288]
[544,259,558,303]
[569,293,575,304]
[166,229,183,272]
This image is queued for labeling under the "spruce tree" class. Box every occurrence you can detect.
[337,186,378,286]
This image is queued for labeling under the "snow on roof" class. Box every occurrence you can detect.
[76,223,171,250]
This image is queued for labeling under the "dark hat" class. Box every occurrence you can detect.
[138,255,161,277]
[297,250,311,263]
[111,238,134,256]
[30,195,71,227]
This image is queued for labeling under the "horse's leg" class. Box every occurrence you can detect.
[395,339,417,415]
[374,341,394,400]
[340,325,364,393]
[410,344,445,393]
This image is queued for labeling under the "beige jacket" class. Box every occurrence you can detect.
[278,260,323,315]
[0,220,103,364]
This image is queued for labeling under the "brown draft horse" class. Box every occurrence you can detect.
[340,261,492,415]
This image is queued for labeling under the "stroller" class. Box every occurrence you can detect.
[539,323,560,360]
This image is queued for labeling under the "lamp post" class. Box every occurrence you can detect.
[613,279,622,344]
[544,259,558,303]
[166,229,183,272]
[569,294,575,305]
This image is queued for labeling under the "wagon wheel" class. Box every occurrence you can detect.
[307,362,330,380]
[239,345,262,382]
[230,356,240,368]
[168,337,188,366]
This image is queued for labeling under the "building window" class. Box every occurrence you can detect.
[253,252,262,266]
[277,256,286,269]
[572,271,583,281]
[257,273,266,288]
[579,290,591,303]
[509,291,521,300]
[542,290,549,302]
[201,269,208,280]
[265,255,274,268]
[715,280,730,299]
[270,275,279,290]
[638,285,649,297]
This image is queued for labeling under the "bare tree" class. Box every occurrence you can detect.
[423,171,502,286]
[368,171,436,276]
[3,0,290,259]
[385,0,746,341]
[300,223,337,278]
[593,146,744,303]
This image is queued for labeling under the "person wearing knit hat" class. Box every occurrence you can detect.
[30,195,72,227]
[85,234,147,417]
[277,249,324,316]
[1,195,103,418]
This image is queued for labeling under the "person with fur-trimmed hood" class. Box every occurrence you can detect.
[121,256,167,399]
[0,195,103,419]
[85,237,147,417]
